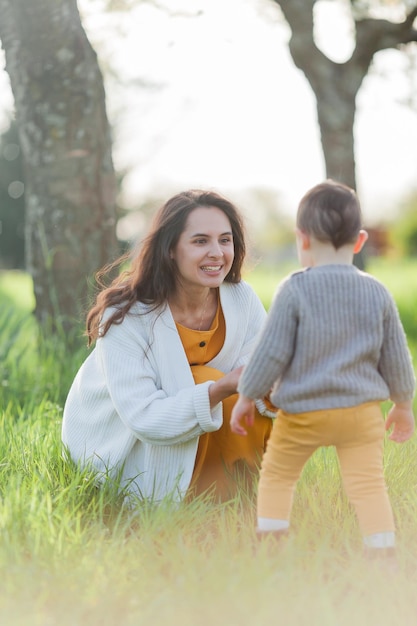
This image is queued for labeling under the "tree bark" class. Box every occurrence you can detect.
[0,0,119,329]
[272,0,417,267]
[273,0,417,190]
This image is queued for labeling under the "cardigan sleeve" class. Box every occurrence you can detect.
[94,321,223,446]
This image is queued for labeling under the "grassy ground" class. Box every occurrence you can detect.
[1,259,417,626]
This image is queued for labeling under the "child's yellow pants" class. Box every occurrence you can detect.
[257,402,395,536]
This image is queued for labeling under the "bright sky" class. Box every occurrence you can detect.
[1,0,417,227]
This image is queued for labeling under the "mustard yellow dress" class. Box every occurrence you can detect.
[176,300,272,500]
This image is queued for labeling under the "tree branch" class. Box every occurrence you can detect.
[272,0,329,74]
[355,6,417,63]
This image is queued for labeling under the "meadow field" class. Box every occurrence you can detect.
[1,257,417,626]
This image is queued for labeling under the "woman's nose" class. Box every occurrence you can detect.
[208,243,224,257]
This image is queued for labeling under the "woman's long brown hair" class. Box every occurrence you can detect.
[86,189,247,345]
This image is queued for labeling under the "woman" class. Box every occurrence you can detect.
[62,189,274,502]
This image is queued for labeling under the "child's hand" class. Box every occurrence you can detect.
[230,395,255,436]
[385,402,415,443]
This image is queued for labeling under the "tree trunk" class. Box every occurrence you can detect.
[308,63,359,190]
[273,0,417,267]
[0,0,119,329]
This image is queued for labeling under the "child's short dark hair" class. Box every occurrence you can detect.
[296,180,362,249]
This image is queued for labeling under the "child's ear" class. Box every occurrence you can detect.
[295,228,311,251]
[353,229,368,254]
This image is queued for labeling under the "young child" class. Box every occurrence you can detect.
[231,180,415,561]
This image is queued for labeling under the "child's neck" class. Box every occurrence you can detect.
[309,240,354,267]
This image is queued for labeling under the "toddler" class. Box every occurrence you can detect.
[231,180,415,561]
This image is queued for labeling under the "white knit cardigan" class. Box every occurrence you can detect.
[62,281,270,501]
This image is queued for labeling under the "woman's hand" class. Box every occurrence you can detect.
[230,394,255,436]
[208,366,244,408]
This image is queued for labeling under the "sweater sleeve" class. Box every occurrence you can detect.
[95,322,223,446]
[378,294,416,403]
[238,277,298,399]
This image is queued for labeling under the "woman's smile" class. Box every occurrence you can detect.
[200,264,223,273]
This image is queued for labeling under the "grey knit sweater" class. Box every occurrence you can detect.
[238,264,415,413]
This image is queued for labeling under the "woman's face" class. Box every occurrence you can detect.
[171,206,235,291]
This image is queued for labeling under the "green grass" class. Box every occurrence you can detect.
[1,262,417,626]
[0,269,35,311]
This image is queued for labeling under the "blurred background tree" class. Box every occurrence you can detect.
[0,120,25,269]
[271,0,417,189]
[269,0,417,267]
[0,0,119,329]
